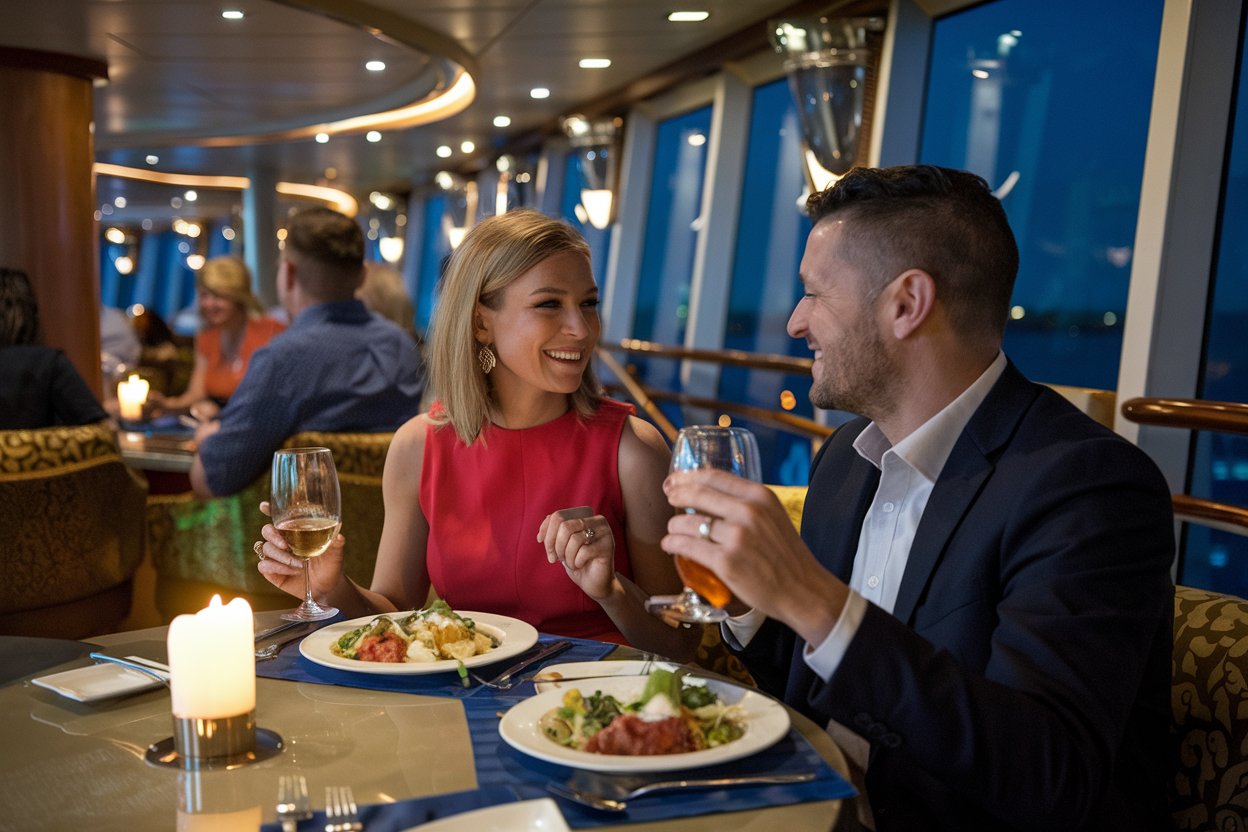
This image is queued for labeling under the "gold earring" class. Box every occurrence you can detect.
[477,345,496,374]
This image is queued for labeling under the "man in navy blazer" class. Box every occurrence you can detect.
[662,165,1174,831]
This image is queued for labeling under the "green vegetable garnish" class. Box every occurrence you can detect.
[457,660,469,688]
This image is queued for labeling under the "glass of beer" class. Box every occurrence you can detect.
[646,426,761,623]
[271,447,341,621]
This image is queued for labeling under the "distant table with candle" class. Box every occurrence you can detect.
[0,614,854,831]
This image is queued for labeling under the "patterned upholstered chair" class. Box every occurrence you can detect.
[1171,585,1248,831]
[0,422,147,638]
[146,430,392,618]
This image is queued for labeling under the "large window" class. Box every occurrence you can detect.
[719,78,816,484]
[919,0,1163,389]
[1189,9,1248,597]
[559,152,612,289]
[630,105,713,422]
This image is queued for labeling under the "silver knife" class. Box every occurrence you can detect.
[254,619,308,643]
[483,640,573,687]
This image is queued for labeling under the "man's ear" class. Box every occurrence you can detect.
[885,269,936,340]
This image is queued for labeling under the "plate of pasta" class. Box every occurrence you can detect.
[299,601,539,675]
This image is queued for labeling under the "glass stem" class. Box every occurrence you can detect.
[302,561,315,608]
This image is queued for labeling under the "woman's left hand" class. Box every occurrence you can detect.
[538,509,615,599]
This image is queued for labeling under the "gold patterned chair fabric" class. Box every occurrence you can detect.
[0,422,147,638]
[146,430,392,618]
[1171,585,1248,831]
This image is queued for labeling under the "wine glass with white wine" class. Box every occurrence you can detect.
[645,425,762,623]
[271,447,341,622]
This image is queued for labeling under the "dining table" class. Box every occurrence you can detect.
[0,610,858,831]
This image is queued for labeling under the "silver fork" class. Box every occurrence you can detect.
[324,785,363,832]
[276,774,311,832]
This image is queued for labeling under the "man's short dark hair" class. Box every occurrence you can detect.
[806,165,1019,343]
[0,267,40,347]
[284,207,364,297]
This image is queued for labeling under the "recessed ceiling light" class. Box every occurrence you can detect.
[315,132,329,143]
[579,58,611,69]
[365,60,386,72]
[221,10,244,20]
[530,87,550,99]
[460,141,475,154]
[366,130,382,142]
[436,145,452,158]
[145,155,159,165]
[113,196,127,208]
[668,11,709,22]
[687,133,706,147]
[184,189,198,202]
[493,115,512,128]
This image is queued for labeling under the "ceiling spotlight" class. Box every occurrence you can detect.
[105,227,126,245]
[579,58,611,69]
[493,115,512,128]
[668,11,709,22]
[315,132,329,143]
[436,145,452,158]
[145,155,159,165]
[186,254,206,271]
[460,141,475,154]
[366,131,382,142]
[365,60,386,72]
[221,10,244,19]
[114,196,127,208]
[530,87,550,99]
[184,190,198,202]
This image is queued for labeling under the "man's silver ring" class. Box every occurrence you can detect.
[583,525,596,543]
[253,540,266,560]
[698,518,714,542]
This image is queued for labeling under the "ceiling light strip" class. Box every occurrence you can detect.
[93,164,359,216]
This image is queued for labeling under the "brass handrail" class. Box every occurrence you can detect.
[607,338,813,375]
[595,348,678,441]
[603,383,834,439]
[1120,396,1248,536]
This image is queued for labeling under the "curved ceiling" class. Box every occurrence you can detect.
[2,0,810,217]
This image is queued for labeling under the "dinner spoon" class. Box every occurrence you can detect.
[547,772,817,812]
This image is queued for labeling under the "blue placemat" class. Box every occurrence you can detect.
[255,629,614,698]
[258,786,523,832]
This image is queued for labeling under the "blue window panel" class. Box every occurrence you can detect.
[559,152,612,289]
[1189,9,1248,598]
[630,106,713,424]
[718,78,816,484]
[919,0,1162,389]
[416,194,450,333]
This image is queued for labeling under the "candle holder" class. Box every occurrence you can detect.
[145,711,283,770]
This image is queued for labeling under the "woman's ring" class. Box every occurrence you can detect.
[253,540,266,560]
[698,518,714,542]
[583,525,597,543]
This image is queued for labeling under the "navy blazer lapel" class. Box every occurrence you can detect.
[891,362,1040,624]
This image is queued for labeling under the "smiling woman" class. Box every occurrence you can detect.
[254,210,701,665]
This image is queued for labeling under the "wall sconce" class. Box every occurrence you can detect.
[494,154,536,216]
[434,171,477,249]
[770,16,885,196]
[561,114,623,230]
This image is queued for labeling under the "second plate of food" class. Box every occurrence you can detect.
[300,611,538,675]
[498,675,790,772]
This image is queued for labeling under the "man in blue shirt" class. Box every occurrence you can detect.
[190,207,424,497]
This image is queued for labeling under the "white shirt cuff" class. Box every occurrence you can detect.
[721,607,768,650]
[803,590,868,681]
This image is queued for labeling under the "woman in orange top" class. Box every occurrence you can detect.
[150,256,284,421]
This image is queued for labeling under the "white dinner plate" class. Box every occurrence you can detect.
[299,611,539,675]
[31,663,164,703]
[498,675,790,773]
[401,798,568,832]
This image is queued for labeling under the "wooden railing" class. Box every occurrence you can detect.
[595,339,832,445]
[1121,396,1248,536]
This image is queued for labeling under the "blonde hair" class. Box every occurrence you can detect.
[359,262,415,335]
[197,256,263,315]
[427,210,600,444]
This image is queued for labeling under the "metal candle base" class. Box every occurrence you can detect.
[144,711,283,770]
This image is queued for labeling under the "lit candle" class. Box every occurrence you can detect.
[167,595,254,719]
[117,373,150,421]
